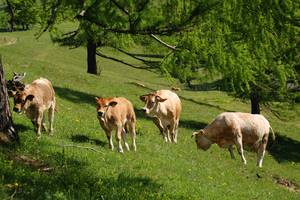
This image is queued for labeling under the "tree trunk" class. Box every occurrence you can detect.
[0,57,19,144]
[250,93,260,114]
[87,40,97,74]
[6,0,15,32]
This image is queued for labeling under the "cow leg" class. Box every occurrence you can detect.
[121,127,130,151]
[235,133,247,165]
[36,111,43,139]
[116,125,124,153]
[105,130,114,151]
[48,102,55,135]
[173,119,179,143]
[228,145,235,159]
[257,134,268,167]
[169,120,176,143]
[42,113,48,132]
[152,117,164,136]
[128,121,137,151]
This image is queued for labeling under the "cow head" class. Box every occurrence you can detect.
[191,130,212,151]
[13,90,35,113]
[7,72,26,97]
[139,93,167,116]
[95,97,117,118]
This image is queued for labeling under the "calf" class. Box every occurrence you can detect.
[140,90,181,143]
[191,112,275,167]
[12,78,56,139]
[95,97,136,153]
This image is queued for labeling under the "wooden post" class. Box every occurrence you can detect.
[0,57,19,144]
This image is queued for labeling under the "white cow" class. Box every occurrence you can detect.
[192,112,275,167]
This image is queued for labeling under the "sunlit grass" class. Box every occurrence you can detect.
[0,29,299,199]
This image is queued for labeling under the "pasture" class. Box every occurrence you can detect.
[0,29,300,200]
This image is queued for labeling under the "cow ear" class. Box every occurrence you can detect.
[155,95,167,102]
[109,101,118,107]
[95,97,99,102]
[139,95,147,102]
[26,94,35,101]
[191,132,199,138]
[199,129,205,135]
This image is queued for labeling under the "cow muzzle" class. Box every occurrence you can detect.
[13,107,22,113]
[97,111,104,117]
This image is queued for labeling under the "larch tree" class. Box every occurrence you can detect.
[38,0,219,75]
[161,0,299,114]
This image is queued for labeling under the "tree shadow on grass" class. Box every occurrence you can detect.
[268,133,300,163]
[130,83,234,112]
[70,134,106,147]
[15,123,31,132]
[54,86,96,106]
[1,150,181,199]
[180,119,207,131]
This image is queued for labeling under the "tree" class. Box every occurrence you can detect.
[38,0,219,75]
[3,0,38,31]
[0,57,19,144]
[161,0,299,114]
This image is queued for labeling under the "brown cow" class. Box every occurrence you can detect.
[192,112,275,167]
[140,90,181,143]
[12,78,56,139]
[95,97,136,153]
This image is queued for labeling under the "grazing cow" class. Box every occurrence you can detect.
[95,97,136,153]
[12,78,56,139]
[140,90,181,143]
[191,112,275,167]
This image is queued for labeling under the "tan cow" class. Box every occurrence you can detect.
[12,78,56,139]
[192,112,275,167]
[140,90,181,143]
[95,97,136,153]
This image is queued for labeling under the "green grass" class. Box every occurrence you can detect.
[0,30,300,200]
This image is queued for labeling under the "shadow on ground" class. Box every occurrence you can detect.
[70,134,106,147]
[54,86,96,106]
[15,123,31,132]
[180,119,207,131]
[1,150,182,199]
[130,83,234,112]
[268,133,300,163]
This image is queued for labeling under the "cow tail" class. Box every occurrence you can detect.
[270,126,275,141]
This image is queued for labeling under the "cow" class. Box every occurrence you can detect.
[191,112,275,167]
[95,97,137,153]
[140,90,181,143]
[12,78,56,139]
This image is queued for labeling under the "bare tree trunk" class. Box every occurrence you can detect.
[87,40,97,74]
[5,0,15,32]
[0,57,19,144]
[250,92,260,114]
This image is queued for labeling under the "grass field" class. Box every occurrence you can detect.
[0,29,300,200]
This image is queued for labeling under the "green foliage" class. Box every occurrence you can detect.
[162,0,299,103]
[3,0,39,30]
[0,11,8,28]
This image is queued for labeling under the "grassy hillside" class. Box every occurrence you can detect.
[0,30,300,200]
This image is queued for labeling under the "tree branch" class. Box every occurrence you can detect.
[150,34,176,50]
[110,0,129,16]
